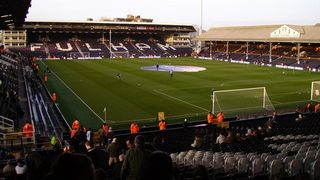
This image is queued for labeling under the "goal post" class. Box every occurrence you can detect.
[212,87,275,116]
[311,81,320,102]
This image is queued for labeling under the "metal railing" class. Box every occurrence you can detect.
[0,131,35,148]
[0,115,14,132]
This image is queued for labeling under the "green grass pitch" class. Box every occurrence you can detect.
[39,58,318,130]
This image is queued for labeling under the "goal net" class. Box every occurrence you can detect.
[111,51,129,58]
[212,87,275,116]
[311,81,320,102]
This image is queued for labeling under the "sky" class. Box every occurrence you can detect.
[26,0,320,30]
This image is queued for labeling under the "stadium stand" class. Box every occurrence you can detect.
[197,24,320,71]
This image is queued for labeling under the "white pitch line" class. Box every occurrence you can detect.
[153,89,209,111]
[47,65,107,123]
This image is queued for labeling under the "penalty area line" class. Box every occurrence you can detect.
[153,89,209,112]
[48,66,109,124]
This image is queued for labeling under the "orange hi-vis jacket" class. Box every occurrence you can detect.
[130,123,139,134]
[23,123,33,137]
[207,113,214,124]
[72,120,80,131]
[51,92,57,102]
[44,74,48,83]
[159,121,166,131]
[70,129,77,138]
[217,112,224,123]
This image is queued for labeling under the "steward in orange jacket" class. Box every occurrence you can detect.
[159,120,166,131]
[51,92,57,103]
[207,112,214,124]
[23,121,33,137]
[130,122,139,134]
[217,112,224,123]
[44,74,48,85]
[72,118,80,131]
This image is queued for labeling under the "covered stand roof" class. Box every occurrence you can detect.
[196,24,320,43]
[0,0,31,29]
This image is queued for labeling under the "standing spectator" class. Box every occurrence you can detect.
[98,125,104,147]
[139,151,173,180]
[121,135,150,180]
[125,137,135,152]
[107,138,121,166]
[111,154,125,180]
[102,123,110,146]
[86,128,94,144]
[130,122,139,135]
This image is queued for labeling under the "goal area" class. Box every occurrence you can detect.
[212,87,275,116]
[311,81,320,102]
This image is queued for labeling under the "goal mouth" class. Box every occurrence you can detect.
[141,65,206,72]
[212,87,275,117]
[311,81,320,102]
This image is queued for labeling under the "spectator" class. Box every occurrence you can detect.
[3,160,15,180]
[85,141,108,170]
[86,128,94,144]
[15,159,27,180]
[125,137,135,152]
[139,151,173,180]
[110,154,125,180]
[225,130,234,144]
[45,153,95,180]
[97,125,104,147]
[107,138,121,166]
[121,135,150,180]
[215,131,226,144]
[191,135,203,149]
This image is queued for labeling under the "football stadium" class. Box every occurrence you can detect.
[1,0,320,179]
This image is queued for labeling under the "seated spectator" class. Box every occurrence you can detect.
[191,135,203,149]
[3,160,15,180]
[15,159,27,180]
[215,131,226,144]
[225,130,234,144]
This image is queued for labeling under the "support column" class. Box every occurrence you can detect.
[109,29,112,59]
[269,42,272,63]
[297,43,300,64]
[210,41,212,59]
[226,41,229,60]
[246,42,249,60]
